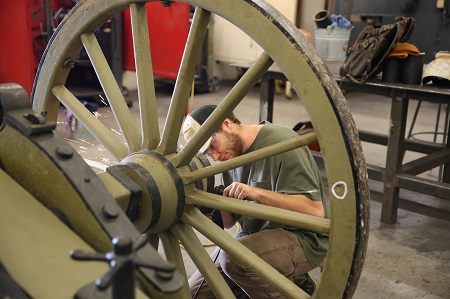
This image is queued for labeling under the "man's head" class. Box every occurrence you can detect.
[182,105,217,153]
[182,105,243,161]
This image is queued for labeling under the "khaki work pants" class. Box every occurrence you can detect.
[188,228,314,299]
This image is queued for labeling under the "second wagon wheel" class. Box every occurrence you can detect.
[32,0,370,298]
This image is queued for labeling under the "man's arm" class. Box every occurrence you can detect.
[223,182,325,218]
[220,211,237,229]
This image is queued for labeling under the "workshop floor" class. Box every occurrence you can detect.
[55,69,450,298]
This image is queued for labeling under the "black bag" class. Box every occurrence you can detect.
[340,17,416,83]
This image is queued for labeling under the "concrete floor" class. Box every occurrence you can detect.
[56,70,450,298]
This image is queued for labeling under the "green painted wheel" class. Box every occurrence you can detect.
[29,0,369,298]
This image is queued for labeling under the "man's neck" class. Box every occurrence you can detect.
[239,124,264,153]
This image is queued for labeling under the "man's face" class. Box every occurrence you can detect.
[205,130,243,161]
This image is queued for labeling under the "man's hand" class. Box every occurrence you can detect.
[223,182,258,201]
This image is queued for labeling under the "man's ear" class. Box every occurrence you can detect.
[222,118,232,129]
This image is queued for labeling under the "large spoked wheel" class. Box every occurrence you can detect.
[31,0,369,298]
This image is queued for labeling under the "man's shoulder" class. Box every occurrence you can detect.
[259,123,298,141]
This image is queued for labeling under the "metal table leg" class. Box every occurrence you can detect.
[259,73,274,123]
[381,95,409,224]
[442,104,450,183]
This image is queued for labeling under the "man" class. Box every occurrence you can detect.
[183,105,328,298]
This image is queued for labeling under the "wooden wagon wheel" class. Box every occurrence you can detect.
[1,0,370,298]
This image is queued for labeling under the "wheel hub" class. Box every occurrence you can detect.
[104,150,215,234]
[118,151,186,233]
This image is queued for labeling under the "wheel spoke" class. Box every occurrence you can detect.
[80,32,141,153]
[171,220,236,299]
[157,7,211,155]
[159,231,187,277]
[52,85,128,160]
[172,52,273,168]
[186,190,329,235]
[182,132,318,183]
[130,3,160,150]
[182,208,309,299]
[159,231,191,298]
[148,233,160,250]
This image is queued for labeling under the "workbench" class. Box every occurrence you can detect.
[233,62,450,224]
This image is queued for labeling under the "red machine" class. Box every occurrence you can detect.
[0,0,74,95]
[122,2,191,80]
[123,2,217,94]
[1,1,214,97]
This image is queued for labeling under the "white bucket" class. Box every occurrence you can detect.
[314,28,351,61]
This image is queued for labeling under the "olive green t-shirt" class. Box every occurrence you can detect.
[225,122,329,267]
